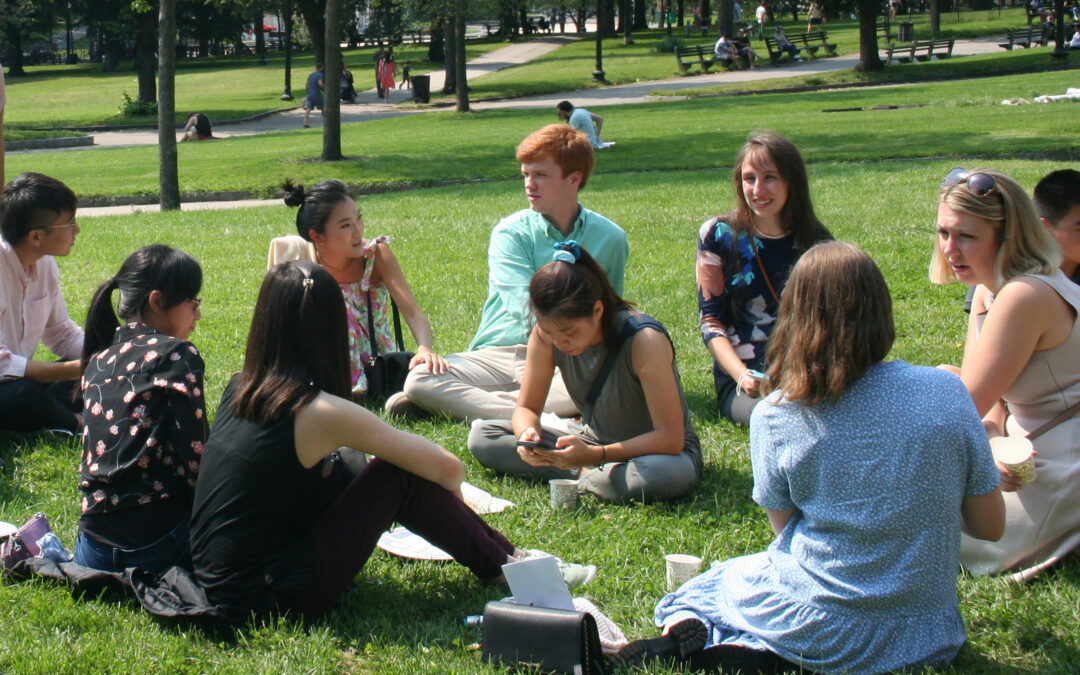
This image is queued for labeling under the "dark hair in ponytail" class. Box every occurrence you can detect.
[282,179,352,242]
[231,260,350,424]
[82,245,202,365]
[529,244,633,353]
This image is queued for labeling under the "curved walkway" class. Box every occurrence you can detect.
[14,34,1007,156]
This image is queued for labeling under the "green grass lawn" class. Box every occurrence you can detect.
[7,67,1078,202]
[4,156,1080,673]
[3,129,86,142]
[1,40,507,129]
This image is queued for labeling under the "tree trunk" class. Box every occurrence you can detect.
[930,0,940,35]
[158,0,180,211]
[443,16,456,93]
[428,19,445,62]
[322,0,342,161]
[454,0,469,112]
[4,21,26,76]
[717,0,733,38]
[633,0,648,30]
[255,6,267,64]
[856,0,883,71]
[136,9,157,103]
[622,0,634,42]
[298,0,327,68]
[677,0,685,27]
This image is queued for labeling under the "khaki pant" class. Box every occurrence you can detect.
[403,345,578,423]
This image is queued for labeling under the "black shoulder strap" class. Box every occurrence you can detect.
[365,291,405,359]
[581,314,668,424]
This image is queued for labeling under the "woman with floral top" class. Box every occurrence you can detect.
[697,132,831,424]
[75,245,207,573]
[273,179,447,410]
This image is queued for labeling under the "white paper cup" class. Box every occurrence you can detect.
[549,478,580,509]
[665,553,703,590]
[992,436,1036,486]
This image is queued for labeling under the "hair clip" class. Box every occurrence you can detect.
[552,240,581,264]
[301,277,314,289]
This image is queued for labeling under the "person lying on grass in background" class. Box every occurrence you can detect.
[696,132,831,426]
[76,245,207,574]
[0,172,84,436]
[268,179,448,405]
[189,261,594,622]
[468,243,702,504]
[931,167,1080,581]
[401,124,628,422]
[612,241,1004,674]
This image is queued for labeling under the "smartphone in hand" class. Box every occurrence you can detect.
[518,439,556,451]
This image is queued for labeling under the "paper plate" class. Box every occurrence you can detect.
[376,526,453,561]
[0,521,17,540]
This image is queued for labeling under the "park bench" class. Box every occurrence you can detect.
[674,45,715,73]
[792,30,838,57]
[998,25,1049,50]
[763,36,801,63]
[911,37,954,61]
[884,40,916,63]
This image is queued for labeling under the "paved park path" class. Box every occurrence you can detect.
[53,32,1005,217]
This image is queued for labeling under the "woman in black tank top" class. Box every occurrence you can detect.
[190,261,593,620]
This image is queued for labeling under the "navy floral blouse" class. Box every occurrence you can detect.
[79,322,208,518]
[696,218,797,369]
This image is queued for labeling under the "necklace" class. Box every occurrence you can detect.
[752,225,788,240]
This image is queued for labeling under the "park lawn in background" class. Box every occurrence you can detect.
[7,68,1079,201]
[1,40,506,129]
[432,8,1036,102]
[3,129,86,142]
[650,47,1078,96]
[4,158,1080,674]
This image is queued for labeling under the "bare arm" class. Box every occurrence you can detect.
[707,335,760,397]
[372,243,447,374]
[294,391,465,493]
[590,113,603,137]
[512,327,555,462]
[961,487,1005,541]
[541,328,686,470]
[24,358,83,383]
[766,506,796,535]
[961,278,1073,416]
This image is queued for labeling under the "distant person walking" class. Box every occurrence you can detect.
[303,63,325,129]
[755,0,767,39]
[378,49,396,102]
[398,60,411,90]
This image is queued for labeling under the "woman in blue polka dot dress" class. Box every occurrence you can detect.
[614,242,1005,674]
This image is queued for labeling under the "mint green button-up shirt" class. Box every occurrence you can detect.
[468,205,629,350]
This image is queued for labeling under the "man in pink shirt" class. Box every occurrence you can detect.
[0,172,84,435]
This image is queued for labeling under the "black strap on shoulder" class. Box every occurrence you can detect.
[581,314,668,424]
[365,291,405,359]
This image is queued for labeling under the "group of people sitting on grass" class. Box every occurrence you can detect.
[2,116,1080,672]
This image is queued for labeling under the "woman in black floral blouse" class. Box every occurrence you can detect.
[74,245,207,573]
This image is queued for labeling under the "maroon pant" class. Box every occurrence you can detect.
[289,458,515,618]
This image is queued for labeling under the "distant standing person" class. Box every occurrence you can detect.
[398,60,411,90]
[373,45,386,98]
[303,62,325,129]
[378,49,396,102]
[755,1,767,39]
[807,1,824,31]
[555,101,607,149]
[180,112,214,142]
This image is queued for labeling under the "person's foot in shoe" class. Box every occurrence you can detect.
[608,618,708,671]
[384,391,432,419]
[522,549,597,588]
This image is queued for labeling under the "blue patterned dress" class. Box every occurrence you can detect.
[655,361,1000,674]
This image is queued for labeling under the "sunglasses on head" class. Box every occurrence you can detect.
[942,167,997,197]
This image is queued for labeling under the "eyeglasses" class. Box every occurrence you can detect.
[191,298,203,312]
[34,219,78,232]
[942,167,997,197]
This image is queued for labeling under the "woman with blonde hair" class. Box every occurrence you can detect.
[614,241,1003,673]
[932,167,1080,580]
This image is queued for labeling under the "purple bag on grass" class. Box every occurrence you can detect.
[1,512,54,571]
